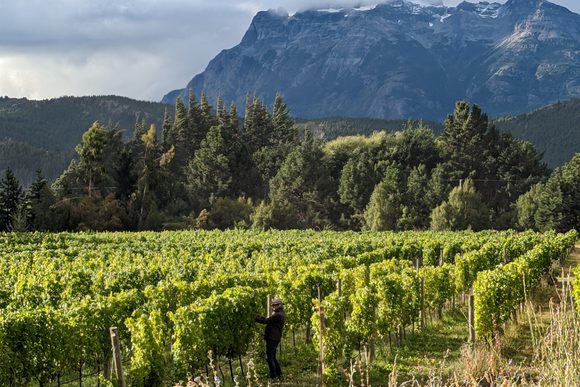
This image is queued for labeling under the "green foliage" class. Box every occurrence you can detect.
[430,179,490,231]
[0,95,567,234]
[534,153,580,232]
[0,169,23,231]
[473,230,577,339]
[419,264,455,318]
[339,147,383,214]
[20,171,56,231]
[398,164,432,230]
[0,229,572,385]
[266,131,334,229]
[440,102,491,180]
[516,183,543,230]
[494,98,580,167]
[573,266,580,313]
[170,286,263,376]
[363,166,402,231]
[194,197,254,230]
[297,118,441,140]
[516,153,580,232]
[186,125,236,208]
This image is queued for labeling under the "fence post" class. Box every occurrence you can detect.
[468,289,476,345]
[318,285,325,387]
[110,327,126,387]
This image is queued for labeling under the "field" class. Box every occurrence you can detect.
[0,230,577,386]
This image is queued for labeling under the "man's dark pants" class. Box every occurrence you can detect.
[266,339,282,378]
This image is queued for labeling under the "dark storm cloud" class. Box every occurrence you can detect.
[0,0,578,100]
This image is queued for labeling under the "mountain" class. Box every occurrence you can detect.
[0,95,168,152]
[494,98,580,167]
[0,95,168,185]
[163,0,580,121]
[0,139,71,187]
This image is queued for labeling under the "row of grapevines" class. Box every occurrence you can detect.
[473,230,577,339]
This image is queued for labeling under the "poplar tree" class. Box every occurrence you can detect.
[430,179,490,231]
[161,108,172,146]
[363,166,402,231]
[75,122,108,198]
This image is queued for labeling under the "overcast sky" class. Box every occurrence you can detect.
[0,0,578,102]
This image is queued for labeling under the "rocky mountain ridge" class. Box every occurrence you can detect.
[163,0,580,120]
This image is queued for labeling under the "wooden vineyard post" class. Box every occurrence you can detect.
[416,256,425,329]
[110,327,125,387]
[318,285,325,387]
[468,289,475,345]
[266,294,272,315]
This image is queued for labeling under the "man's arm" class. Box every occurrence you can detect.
[255,313,282,324]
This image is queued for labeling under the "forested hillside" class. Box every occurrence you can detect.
[296,117,442,139]
[0,95,167,151]
[0,95,168,185]
[494,98,580,167]
[0,139,71,184]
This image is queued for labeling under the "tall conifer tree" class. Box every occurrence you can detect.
[0,169,23,231]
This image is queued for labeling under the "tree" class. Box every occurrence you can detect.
[186,125,235,209]
[532,153,579,231]
[0,169,23,231]
[200,93,215,133]
[262,131,334,229]
[22,171,57,231]
[243,96,273,152]
[516,183,543,230]
[389,124,440,171]
[272,93,297,145]
[398,164,431,230]
[430,179,490,231]
[250,95,299,197]
[338,148,383,214]
[166,97,189,173]
[363,166,402,231]
[440,102,490,180]
[161,108,172,146]
[132,125,167,230]
[187,89,205,148]
[75,122,108,198]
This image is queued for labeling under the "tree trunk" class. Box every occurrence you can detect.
[238,355,245,378]
[229,358,234,382]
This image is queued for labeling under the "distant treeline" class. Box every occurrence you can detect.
[0,95,578,186]
[296,117,443,139]
[494,98,580,167]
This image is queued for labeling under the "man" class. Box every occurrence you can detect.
[255,297,285,379]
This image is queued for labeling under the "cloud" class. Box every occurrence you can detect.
[0,0,578,101]
[0,0,254,100]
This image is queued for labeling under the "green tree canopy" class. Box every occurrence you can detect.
[0,169,23,231]
[430,179,490,231]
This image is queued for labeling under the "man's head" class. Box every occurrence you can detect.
[271,297,283,309]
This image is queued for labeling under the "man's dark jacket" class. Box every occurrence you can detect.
[255,307,285,342]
